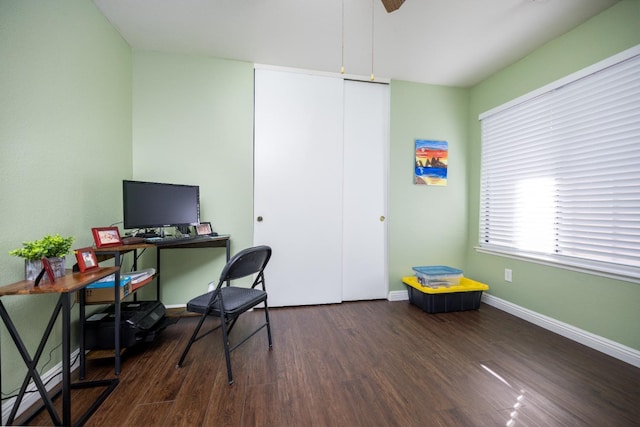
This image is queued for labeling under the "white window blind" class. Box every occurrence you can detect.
[479,47,640,281]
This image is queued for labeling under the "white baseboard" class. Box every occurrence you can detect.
[388,288,640,369]
[481,293,640,369]
[387,290,409,301]
[2,348,81,425]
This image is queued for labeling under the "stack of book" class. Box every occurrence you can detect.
[122,268,155,284]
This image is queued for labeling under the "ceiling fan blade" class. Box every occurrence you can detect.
[381,0,405,13]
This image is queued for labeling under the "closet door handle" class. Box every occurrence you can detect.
[257,216,263,222]
[380,216,385,222]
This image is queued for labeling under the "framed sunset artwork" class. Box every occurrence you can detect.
[415,139,448,186]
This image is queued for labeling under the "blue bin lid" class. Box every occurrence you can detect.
[412,265,463,275]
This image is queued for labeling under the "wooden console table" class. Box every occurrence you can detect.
[0,267,120,426]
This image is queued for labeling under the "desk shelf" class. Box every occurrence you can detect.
[91,243,157,301]
[85,347,127,360]
[82,274,157,305]
[131,275,155,292]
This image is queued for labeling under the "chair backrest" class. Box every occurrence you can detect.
[219,245,272,283]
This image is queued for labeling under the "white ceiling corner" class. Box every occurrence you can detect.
[92,0,619,87]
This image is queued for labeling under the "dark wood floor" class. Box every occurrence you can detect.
[24,300,640,426]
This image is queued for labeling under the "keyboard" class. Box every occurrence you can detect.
[145,235,217,246]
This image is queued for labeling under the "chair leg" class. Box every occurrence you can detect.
[264,301,273,348]
[177,312,209,368]
[226,317,239,335]
[220,315,234,385]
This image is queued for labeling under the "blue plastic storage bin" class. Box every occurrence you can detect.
[412,265,463,286]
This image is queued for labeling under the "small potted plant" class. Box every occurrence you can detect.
[10,234,75,281]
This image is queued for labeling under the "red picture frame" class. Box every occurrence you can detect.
[91,227,122,248]
[75,246,99,272]
[41,257,56,283]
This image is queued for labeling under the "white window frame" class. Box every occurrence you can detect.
[477,45,640,284]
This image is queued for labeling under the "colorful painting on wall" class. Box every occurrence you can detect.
[415,139,448,186]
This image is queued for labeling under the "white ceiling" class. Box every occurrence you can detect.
[93,0,619,87]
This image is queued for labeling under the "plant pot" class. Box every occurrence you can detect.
[25,257,66,282]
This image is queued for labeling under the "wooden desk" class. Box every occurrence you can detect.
[91,235,230,373]
[93,234,230,299]
[0,267,120,426]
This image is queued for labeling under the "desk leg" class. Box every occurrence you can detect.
[132,249,139,302]
[114,253,122,375]
[1,291,119,427]
[156,247,161,300]
[0,299,62,425]
[79,289,86,380]
[62,294,72,426]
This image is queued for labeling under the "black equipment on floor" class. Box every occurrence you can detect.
[85,301,168,350]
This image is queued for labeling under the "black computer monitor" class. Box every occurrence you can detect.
[122,180,200,230]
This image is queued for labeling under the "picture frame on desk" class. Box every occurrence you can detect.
[91,226,122,248]
[195,222,214,236]
[75,246,98,272]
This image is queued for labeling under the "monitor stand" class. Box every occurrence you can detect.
[137,229,161,238]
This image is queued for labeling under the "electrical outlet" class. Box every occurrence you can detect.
[505,268,513,282]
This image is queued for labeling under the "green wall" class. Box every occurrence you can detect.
[131,52,255,304]
[0,0,132,405]
[466,0,640,350]
[388,82,469,289]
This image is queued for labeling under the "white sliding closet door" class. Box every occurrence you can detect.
[342,80,389,301]
[254,68,344,307]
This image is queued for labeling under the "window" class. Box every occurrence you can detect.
[478,46,640,282]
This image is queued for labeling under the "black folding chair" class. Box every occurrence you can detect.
[176,245,273,384]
